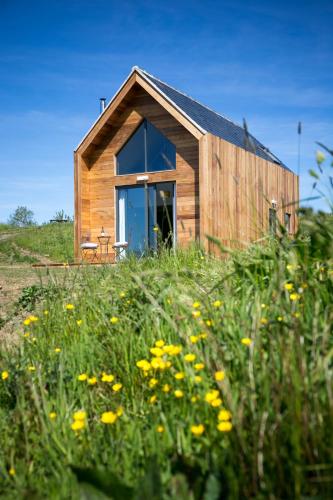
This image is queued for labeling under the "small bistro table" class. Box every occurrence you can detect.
[97,235,111,259]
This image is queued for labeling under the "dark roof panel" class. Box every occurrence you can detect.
[139,68,290,171]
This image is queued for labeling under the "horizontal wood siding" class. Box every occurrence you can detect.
[199,134,299,252]
[75,85,199,258]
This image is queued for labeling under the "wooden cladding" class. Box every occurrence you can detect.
[199,134,299,252]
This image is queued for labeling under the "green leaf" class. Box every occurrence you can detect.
[71,466,134,500]
[308,169,319,179]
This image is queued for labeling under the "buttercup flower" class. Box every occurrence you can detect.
[155,340,165,347]
[78,373,88,381]
[162,384,171,393]
[174,389,184,398]
[116,407,123,417]
[112,383,122,392]
[149,378,158,388]
[213,300,222,308]
[184,353,196,362]
[290,293,301,301]
[190,335,199,344]
[211,398,222,408]
[87,377,97,385]
[174,372,185,380]
[28,366,36,372]
[260,318,268,325]
[149,395,157,404]
[241,338,252,346]
[150,347,164,357]
[65,304,74,310]
[110,316,119,324]
[71,420,85,431]
[205,390,219,403]
[1,371,9,380]
[73,410,86,421]
[54,347,61,353]
[218,410,232,421]
[76,320,82,326]
[192,310,201,318]
[192,301,201,309]
[9,467,15,476]
[136,360,151,372]
[194,363,205,371]
[49,412,57,420]
[101,373,114,383]
[284,283,293,291]
[194,375,202,383]
[156,425,164,433]
[191,424,205,436]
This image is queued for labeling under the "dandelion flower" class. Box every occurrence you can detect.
[174,372,185,380]
[192,310,201,318]
[71,420,85,431]
[110,316,119,324]
[101,373,114,383]
[54,347,61,353]
[190,335,199,344]
[156,425,164,433]
[213,300,222,308]
[136,360,151,372]
[194,363,205,371]
[1,371,9,380]
[149,378,158,388]
[65,304,74,310]
[101,411,117,424]
[112,383,122,392]
[162,384,171,393]
[211,398,222,408]
[241,338,252,346]
[217,421,232,432]
[205,390,219,403]
[191,424,205,436]
[73,410,86,421]
[87,377,97,385]
[284,283,293,291]
[149,395,157,404]
[192,301,201,309]
[214,371,225,381]
[290,293,301,301]
[151,357,166,370]
[184,353,196,362]
[194,375,202,383]
[155,339,165,348]
[23,318,31,326]
[150,347,164,357]
[49,412,57,420]
[78,373,88,381]
[218,410,232,421]
[174,389,184,398]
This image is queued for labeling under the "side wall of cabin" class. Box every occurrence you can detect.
[75,85,199,261]
[199,133,299,251]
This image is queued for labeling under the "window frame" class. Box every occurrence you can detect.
[269,208,277,235]
[284,212,291,234]
[115,119,176,176]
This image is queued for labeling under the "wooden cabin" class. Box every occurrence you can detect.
[74,66,298,261]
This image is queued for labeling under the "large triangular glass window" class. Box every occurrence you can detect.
[116,119,176,175]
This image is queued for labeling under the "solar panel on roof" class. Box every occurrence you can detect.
[138,69,290,171]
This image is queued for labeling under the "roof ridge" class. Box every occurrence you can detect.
[135,66,248,133]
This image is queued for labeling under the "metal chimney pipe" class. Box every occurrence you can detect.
[100,97,106,114]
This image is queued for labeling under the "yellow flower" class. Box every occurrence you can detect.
[214,371,225,381]
[101,411,117,424]
[260,318,268,325]
[241,338,252,346]
[1,370,9,380]
[49,412,57,420]
[44,310,49,315]
[136,360,151,371]
[164,344,182,356]
[190,335,199,344]
[76,320,82,326]
[119,291,126,298]
[194,363,204,371]
[71,420,85,431]
[110,316,119,324]
[218,409,232,421]
[153,226,159,232]
[112,383,122,392]
[217,421,233,432]
[192,310,201,318]
[284,283,294,291]
[294,312,301,318]
[184,353,196,362]
[206,320,213,327]
[191,424,205,436]
[73,410,86,421]
[200,332,208,339]
[29,315,39,322]
[211,398,222,408]
[194,375,202,383]
[277,316,283,322]
[213,300,222,308]
[290,293,301,301]
[192,301,201,309]
[101,373,114,383]
[149,395,157,404]
[174,372,185,380]
[155,339,165,348]
[87,376,97,385]
[54,347,61,353]
[150,347,164,357]
[149,378,158,388]
[162,384,171,393]
[191,395,198,403]
[151,357,166,370]
[23,318,31,326]
[28,366,36,372]
[156,425,165,433]
[205,390,219,403]
[78,373,88,381]
[65,304,74,310]
[174,389,184,398]
[116,406,123,417]
[261,303,267,309]
[9,467,15,476]
[23,332,30,338]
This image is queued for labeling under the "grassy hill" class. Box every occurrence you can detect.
[0,210,332,498]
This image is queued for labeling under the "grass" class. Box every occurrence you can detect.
[0,223,74,263]
[0,211,332,499]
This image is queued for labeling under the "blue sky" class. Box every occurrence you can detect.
[0,0,332,223]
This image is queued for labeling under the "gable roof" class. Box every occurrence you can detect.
[136,67,289,170]
[76,66,290,171]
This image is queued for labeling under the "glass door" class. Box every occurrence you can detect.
[117,182,175,255]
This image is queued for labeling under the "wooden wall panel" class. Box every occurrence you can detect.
[75,85,199,259]
[199,134,299,252]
